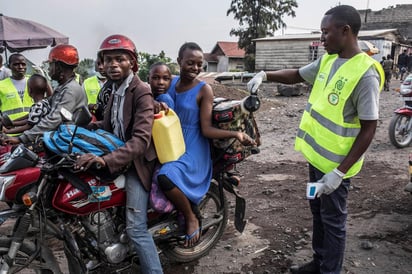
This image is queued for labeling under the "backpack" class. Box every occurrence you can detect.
[43,124,125,156]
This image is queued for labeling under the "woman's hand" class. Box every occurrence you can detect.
[75,153,106,171]
[236,132,256,146]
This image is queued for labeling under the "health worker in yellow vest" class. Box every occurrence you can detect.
[247,5,384,274]
[0,53,33,121]
[82,56,107,113]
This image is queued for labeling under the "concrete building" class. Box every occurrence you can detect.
[359,4,412,45]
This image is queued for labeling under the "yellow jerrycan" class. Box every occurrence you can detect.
[152,109,186,163]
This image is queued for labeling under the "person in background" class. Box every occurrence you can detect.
[382,54,394,91]
[83,55,107,113]
[0,54,33,122]
[407,52,412,74]
[94,80,112,121]
[398,49,408,81]
[247,5,384,274]
[93,54,113,121]
[0,55,11,81]
[380,55,386,66]
[74,34,163,274]
[3,74,51,135]
[148,62,174,109]
[4,44,87,145]
[156,42,255,248]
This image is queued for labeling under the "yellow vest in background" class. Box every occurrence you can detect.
[75,73,81,84]
[0,77,33,120]
[295,52,384,178]
[83,75,101,104]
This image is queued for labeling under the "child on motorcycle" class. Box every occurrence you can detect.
[2,74,51,135]
[149,62,175,109]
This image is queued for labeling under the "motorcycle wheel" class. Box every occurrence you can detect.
[389,114,412,148]
[0,237,54,273]
[163,181,228,262]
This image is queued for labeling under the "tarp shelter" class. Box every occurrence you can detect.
[0,14,68,60]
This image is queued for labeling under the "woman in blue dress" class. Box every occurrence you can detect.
[157,42,255,247]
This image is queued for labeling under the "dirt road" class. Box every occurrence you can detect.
[3,78,411,274]
[162,78,412,273]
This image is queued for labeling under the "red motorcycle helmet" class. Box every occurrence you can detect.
[48,44,79,66]
[98,34,138,72]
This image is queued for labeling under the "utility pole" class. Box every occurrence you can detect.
[364,0,370,23]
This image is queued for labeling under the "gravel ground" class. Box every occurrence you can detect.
[2,77,412,274]
[162,77,412,274]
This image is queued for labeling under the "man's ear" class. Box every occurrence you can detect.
[130,58,135,68]
[342,25,351,35]
[130,58,139,72]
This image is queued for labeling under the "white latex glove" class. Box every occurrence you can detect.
[247,71,267,93]
[315,168,345,197]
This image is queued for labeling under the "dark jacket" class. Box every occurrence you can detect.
[89,75,156,191]
[94,80,112,121]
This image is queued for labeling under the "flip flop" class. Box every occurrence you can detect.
[184,227,201,247]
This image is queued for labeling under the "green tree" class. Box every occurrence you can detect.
[137,50,179,81]
[227,0,298,72]
[76,58,95,82]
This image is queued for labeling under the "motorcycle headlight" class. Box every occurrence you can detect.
[0,175,16,201]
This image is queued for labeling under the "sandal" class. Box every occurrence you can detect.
[183,206,202,248]
[184,227,201,247]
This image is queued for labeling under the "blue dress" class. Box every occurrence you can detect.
[158,78,212,205]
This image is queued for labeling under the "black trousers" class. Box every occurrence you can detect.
[308,164,350,274]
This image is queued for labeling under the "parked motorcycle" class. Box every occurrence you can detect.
[0,91,261,273]
[389,74,412,148]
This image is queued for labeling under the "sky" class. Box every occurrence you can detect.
[2,0,411,65]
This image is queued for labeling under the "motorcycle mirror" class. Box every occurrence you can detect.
[72,105,92,127]
[60,105,92,155]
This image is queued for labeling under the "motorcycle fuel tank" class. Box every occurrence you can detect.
[53,174,126,215]
[3,167,41,202]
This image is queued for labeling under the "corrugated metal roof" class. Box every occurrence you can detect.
[253,29,398,41]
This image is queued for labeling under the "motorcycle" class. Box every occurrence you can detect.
[389,73,412,148]
[0,90,261,273]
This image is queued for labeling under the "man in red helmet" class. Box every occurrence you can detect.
[4,44,87,145]
[74,34,163,273]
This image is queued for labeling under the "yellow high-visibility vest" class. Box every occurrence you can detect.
[0,77,33,120]
[295,52,384,178]
[75,73,81,85]
[83,75,101,104]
